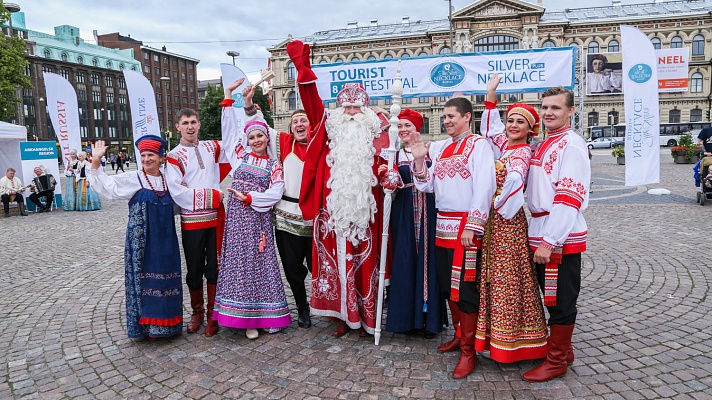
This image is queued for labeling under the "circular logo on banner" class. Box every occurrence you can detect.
[430,62,466,88]
[628,64,653,84]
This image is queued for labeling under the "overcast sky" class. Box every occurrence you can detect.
[16,0,625,82]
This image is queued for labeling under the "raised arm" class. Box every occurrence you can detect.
[287,40,326,136]
[480,74,507,157]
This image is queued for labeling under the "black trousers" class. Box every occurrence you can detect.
[435,246,481,314]
[535,253,581,326]
[181,227,219,290]
[115,162,125,173]
[1,193,24,213]
[275,230,313,309]
[29,190,54,209]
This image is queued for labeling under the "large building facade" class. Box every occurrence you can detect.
[96,33,200,134]
[267,0,712,139]
[2,12,140,153]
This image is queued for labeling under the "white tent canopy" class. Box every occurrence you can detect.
[0,121,27,178]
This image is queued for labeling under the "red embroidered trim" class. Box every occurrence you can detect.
[139,316,183,326]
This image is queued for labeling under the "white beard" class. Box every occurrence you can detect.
[325,107,381,244]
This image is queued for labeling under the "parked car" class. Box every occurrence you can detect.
[587,137,614,149]
[612,138,625,147]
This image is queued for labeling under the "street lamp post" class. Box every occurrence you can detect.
[159,76,170,135]
[444,0,453,50]
[226,51,240,66]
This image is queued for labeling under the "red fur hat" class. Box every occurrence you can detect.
[398,108,424,132]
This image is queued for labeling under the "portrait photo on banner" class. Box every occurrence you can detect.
[586,52,623,95]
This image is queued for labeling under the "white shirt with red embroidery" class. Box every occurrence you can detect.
[165,140,225,230]
[527,126,590,254]
[411,132,496,246]
[480,106,532,220]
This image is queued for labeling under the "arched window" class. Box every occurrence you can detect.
[651,37,661,50]
[440,116,447,134]
[350,56,360,62]
[669,109,681,123]
[587,111,599,127]
[318,58,328,64]
[692,35,705,55]
[422,117,430,135]
[542,40,556,48]
[473,35,518,52]
[691,109,703,122]
[287,61,295,80]
[77,56,84,64]
[691,72,703,93]
[43,49,51,58]
[418,51,429,57]
[383,54,393,59]
[288,91,297,110]
[334,57,344,63]
[400,53,410,59]
[439,47,452,54]
[588,41,599,53]
[367,55,377,60]
[671,36,683,49]
[608,40,619,52]
[106,61,112,69]
[92,58,99,67]
[61,53,68,61]
[119,63,125,70]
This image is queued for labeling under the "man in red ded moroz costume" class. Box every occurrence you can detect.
[287,40,391,338]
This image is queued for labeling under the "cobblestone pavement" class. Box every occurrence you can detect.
[1,151,710,399]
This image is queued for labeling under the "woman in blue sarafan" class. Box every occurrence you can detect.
[381,108,445,338]
[87,136,185,340]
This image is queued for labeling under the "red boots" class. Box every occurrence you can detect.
[452,312,477,379]
[438,300,461,353]
[204,284,219,337]
[523,324,575,382]
[187,289,204,333]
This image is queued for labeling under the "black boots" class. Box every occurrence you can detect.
[297,305,312,328]
[19,203,28,216]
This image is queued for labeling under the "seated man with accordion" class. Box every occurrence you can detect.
[29,166,57,213]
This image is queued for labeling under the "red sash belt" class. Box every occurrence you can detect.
[531,211,550,218]
[438,211,479,302]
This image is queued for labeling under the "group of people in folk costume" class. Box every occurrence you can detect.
[64,149,102,211]
[91,39,590,383]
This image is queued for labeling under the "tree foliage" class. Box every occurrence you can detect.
[197,84,274,141]
[0,1,32,122]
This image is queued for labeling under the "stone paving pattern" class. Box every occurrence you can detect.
[1,150,711,399]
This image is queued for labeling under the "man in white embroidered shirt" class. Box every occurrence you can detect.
[523,87,590,382]
[410,97,496,379]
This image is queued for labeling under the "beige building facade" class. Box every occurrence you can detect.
[268,0,712,140]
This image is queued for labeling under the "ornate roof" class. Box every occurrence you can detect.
[541,0,712,23]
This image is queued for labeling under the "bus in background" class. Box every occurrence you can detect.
[589,122,711,146]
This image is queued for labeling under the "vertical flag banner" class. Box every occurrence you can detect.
[123,70,160,159]
[219,63,250,138]
[43,72,81,168]
[621,25,660,186]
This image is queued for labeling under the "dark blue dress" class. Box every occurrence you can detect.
[385,153,445,334]
[124,177,183,338]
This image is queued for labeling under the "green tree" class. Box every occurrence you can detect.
[197,84,223,140]
[0,1,32,122]
[197,83,275,141]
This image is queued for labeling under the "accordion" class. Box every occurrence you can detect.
[33,175,55,193]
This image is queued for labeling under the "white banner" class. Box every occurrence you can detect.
[43,73,81,168]
[621,25,660,186]
[219,63,250,137]
[312,47,576,101]
[122,70,160,159]
[656,48,689,93]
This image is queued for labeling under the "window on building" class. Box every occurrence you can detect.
[118,78,125,89]
[588,111,599,127]
[190,98,195,105]
[439,47,452,54]
[383,55,393,59]
[671,36,683,49]
[154,54,159,62]
[669,109,681,123]
[189,74,194,81]
[369,98,378,106]
[61,53,68,61]
[155,80,161,89]
[288,91,297,110]
[189,86,194,93]
[164,69,169,77]
[334,57,344,62]
[105,76,113,86]
[174,95,179,103]
[351,56,360,61]
[91,73,100,85]
[588,41,599,53]
[419,96,430,103]
[92,58,99,67]
[691,109,703,122]
[400,53,410,59]
[651,37,661,50]
[119,64,125,70]
[172,58,177,66]
[173,83,179,90]
[181,72,186,80]
[608,111,619,125]
[367,55,377,60]
[119,94,127,105]
[131,66,137,71]
[440,116,446,134]
[692,35,705,56]
[92,90,101,102]
[608,40,619,52]
[154,67,159,75]
[691,72,703,93]
[182,96,187,104]
[173,71,178,78]
[287,61,295,80]
[76,72,85,83]
[42,66,53,73]
[182,84,186,92]
[402,97,411,104]
[106,61,112,69]
[473,35,519,52]
[180,60,186,67]
[422,117,430,135]
[43,49,51,58]
[144,65,150,73]
[60,69,69,79]
[542,40,556,48]
[164,57,168,64]
[418,51,428,57]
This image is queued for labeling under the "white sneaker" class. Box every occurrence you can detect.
[246,329,259,340]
